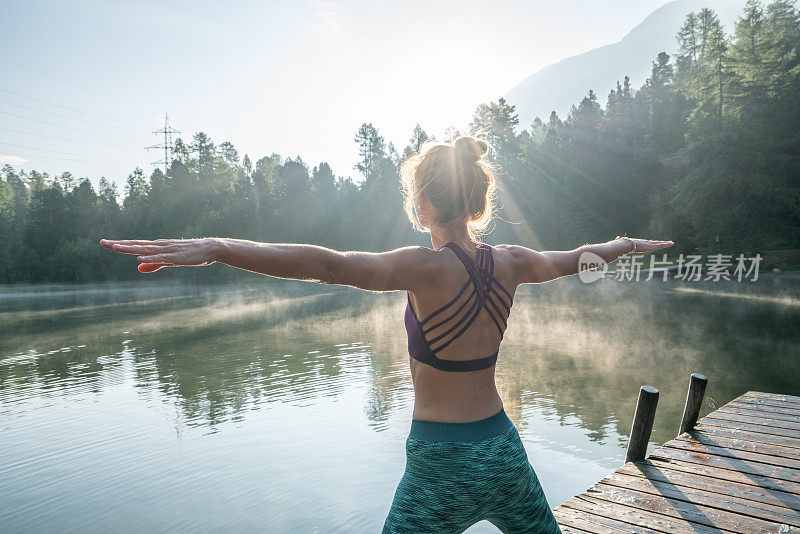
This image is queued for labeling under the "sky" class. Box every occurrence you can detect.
[0,0,673,187]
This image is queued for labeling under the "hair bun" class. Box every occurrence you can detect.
[454,136,488,163]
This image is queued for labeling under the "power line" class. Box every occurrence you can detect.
[0,127,142,148]
[146,115,180,171]
[0,99,151,132]
[0,142,144,162]
[0,110,149,142]
[0,56,160,114]
[0,88,152,129]
[0,151,144,164]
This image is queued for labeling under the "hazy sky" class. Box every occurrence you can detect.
[1,0,673,186]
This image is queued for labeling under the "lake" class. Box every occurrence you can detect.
[2,274,799,532]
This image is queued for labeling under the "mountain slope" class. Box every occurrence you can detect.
[505,0,747,127]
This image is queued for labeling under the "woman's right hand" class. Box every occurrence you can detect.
[100,238,220,273]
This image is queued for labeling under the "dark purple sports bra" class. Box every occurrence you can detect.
[404,242,513,372]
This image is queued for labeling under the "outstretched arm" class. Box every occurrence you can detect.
[505,237,674,285]
[100,238,437,292]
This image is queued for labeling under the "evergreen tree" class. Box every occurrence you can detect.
[469,97,519,158]
[402,124,430,159]
[354,123,387,183]
[123,168,148,210]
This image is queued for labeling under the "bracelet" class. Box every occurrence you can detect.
[615,235,637,253]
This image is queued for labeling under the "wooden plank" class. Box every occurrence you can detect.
[696,423,800,451]
[664,438,800,470]
[646,457,800,496]
[704,411,800,432]
[650,446,800,483]
[580,483,781,533]
[731,397,800,410]
[717,405,800,424]
[732,398,800,413]
[729,399,800,417]
[699,417,800,440]
[564,495,727,534]
[618,461,800,511]
[554,504,654,533]
[601,471,800,526]
[740,394,800,411]
[727,398,800,415]
[743,392,800,405]
[675,431,800,461]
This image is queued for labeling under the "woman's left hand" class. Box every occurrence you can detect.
[620,238,675,254]
[100,238,219,273]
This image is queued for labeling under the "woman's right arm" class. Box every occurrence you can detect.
[101,238,438,292]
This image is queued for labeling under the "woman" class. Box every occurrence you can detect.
[102,136,673,533]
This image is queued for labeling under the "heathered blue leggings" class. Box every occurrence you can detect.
[383,408,561,534]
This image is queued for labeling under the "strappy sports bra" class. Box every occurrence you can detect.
[404,242,514,372]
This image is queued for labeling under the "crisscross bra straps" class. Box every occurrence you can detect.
[403,242,514,372]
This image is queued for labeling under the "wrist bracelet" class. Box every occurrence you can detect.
[615,235,636,253]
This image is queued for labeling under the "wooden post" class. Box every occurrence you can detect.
[625,385,659,464]
[679,373,708,435]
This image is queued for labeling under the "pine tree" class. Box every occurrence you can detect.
[732,1,769,94]
[764,0,800,85]
[678,12,701,62]
[566,90,603,128]
[354,123,386,183]
[219,141,239,167]
[402,124,429,159]
[191,132,216,175]
[123,168,148,210]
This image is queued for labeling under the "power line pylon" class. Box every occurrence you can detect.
[146,114,180,172]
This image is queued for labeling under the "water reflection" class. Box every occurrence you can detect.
[3,277,800,439]
[1,287,410,430]
[1,275,799,532]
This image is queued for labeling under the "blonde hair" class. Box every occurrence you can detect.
[400,136,496,240]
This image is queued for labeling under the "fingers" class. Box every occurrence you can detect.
[112,244,151,255]
[138,262,170,273]
[111,244,177,255]
[99,239,183,273]
[624,238,675,254]
[653,240,675,249]
[137,253,178,263]
[100,238,181,249]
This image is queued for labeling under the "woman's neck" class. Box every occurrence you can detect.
[429,226,475,252]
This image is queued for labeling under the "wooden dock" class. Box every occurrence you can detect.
[553,389,800,533]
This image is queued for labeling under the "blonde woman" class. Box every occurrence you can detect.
[102,137,673,533]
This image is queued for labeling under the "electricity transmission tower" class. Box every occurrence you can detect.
[147,114,180,172]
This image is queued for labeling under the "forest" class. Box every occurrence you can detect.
[0,0,798,284]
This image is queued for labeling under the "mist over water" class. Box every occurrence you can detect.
[1,275,799,533]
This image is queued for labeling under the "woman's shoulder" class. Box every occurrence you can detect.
[491,244,539,260]
[487,243,527,259]
[486,244,538,283]
[385,245,444,275]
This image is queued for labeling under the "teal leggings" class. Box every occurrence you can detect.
[383,409,561,534]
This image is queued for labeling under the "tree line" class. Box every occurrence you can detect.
[1,0,798,284]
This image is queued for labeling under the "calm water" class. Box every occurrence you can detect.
[2,274,799,533]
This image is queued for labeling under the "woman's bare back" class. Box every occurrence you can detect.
[407,243,518,422]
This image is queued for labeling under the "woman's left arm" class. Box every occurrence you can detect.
[505,237,675,285]
[100,238,436,292]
